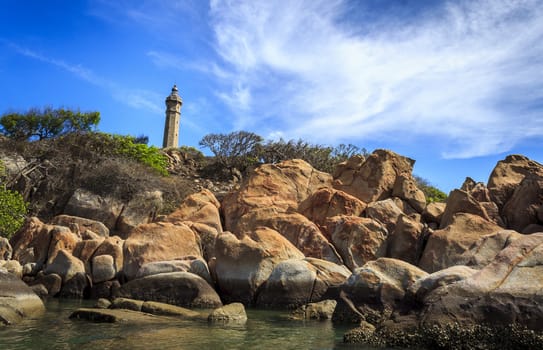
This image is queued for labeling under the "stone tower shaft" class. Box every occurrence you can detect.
[163,85,182,148]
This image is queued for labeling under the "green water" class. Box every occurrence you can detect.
[0,300,379,350]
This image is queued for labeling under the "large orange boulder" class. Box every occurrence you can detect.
[122,222,202,280]
[213,227,304,305]
[298,188,367,227]
[222,159,332,231]
[333,150,415,203]
[165,189,223,233]
[234,209,342,264]
[440,189,494,228]
[418,213,502,273]
[487,155,543,209]
[502,174,543,232]
[386,214,425,265]
[324,215,388,270]
[420,233,543,330]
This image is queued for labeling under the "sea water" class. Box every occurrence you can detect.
[0,300,383,350]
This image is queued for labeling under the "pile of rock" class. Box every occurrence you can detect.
[1,149,543,348]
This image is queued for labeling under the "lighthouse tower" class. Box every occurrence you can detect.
[162,85,182,148]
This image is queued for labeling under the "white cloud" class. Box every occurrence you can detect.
[208,0,543,158]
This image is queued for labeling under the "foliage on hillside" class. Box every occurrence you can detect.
[0,107,100,141]
[199,130,368,175]
[0,160,27,238]
[414,175,448,203]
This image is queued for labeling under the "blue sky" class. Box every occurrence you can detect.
[1,0,542,193]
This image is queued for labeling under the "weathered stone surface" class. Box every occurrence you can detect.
[46,226,80,265]
[502,174,543,232]
[365,199,403,234]
[214,228,304,305]
[0,237,12,260]
[418,213,502,273]
[134,257,212,285]
[0,260,22,278]
[64,189,124,230]
[69,308,169,323]
[208,303,247,323]
[235,209,341,264]
[457,230,523,269]
[421,202,446,226]
[119,272,221,308]
[298,188,367,227]
[185,221,218,261]
[142,300,203,319]
[10,217,51,267]
[93,236,123,277]
[92,255,116,283]
[487,154,543,210]
[59,272,90,299]
[324,215,388,270]
[255,258,350,308]
[90,280,120,300]
[222,159,332,231]
[73,238,104,272]
[50,214,109,238]
[44,249,85,282]
[290,300,337,320]
[440,189,492,228]
[392,175,426,213]
[334,258,427,324]
[95,298,111,309]
[420,233,543,330]
[407,265,477,303]
[333,150,415,203]
[110,297,144,311]
[0,270,45,325]
[30,284,48,299]
[135,260,191,279]
[116,190,163,236]
[165,189,223,233]
[122,222,202,280]
[386,214,424,265]
[28,273,62,297]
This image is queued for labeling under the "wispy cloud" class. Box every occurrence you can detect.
[8,43,162,114]
[208,0,543,158]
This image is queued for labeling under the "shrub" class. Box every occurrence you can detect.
[414,175,448,203]
[178,145,205,161]
[199,131,263,174]
[0,187,27,239]
[258,139,367,173]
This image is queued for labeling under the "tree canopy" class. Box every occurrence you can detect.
[0,107,100,141]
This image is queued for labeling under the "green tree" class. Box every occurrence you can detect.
[0,107,100,141]
[0,188,27,239]
[199,131,263,173]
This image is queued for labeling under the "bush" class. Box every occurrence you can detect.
[0,187,27,239]
[178,145,205,161]
[414,175,448,203]
[199,131,263,174]
[258,139,367,173]
[56,133,169,176]
[0,107,100,141]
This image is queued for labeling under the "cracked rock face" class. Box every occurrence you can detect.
[420,233,543,330]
